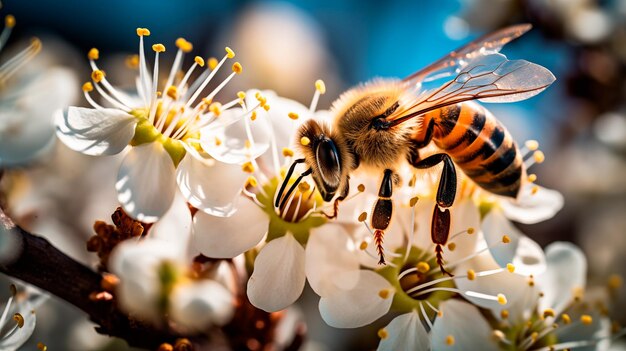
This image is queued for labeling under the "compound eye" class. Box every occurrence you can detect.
[316,138,341,187]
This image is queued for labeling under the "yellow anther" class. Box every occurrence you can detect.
[467,269,476,280]
[357,184,365,192]
[244,140,252,149]
[358,212,367,222]
[543,308,556,318]
[446,335,455,346]
[208,57,218,70]
[315,79,326,94]
[175,38,193,52]
[438,310,444,317]
[533,150,545,164]
[298,182,311,192]
[242,162,255,173]
[525,140,539,151]
[88,48,99,60]
[573,286,584,301]
[447,242,456,251]
[561,313,571,324]
[237,91,246,100]
[282,147,294,157]
[5,15,16,28]
[232,62,243,74]
[497,293,507,305]
[125,54,139,69]
[410,196,419,207]
[91,70,105,83]
[250,110,257,121]
[37,342,47,351]
[225,47,235,59]
[214,137,222,146]
[209,102,222,116]
[255,92,261,99]
[507,263,515,273]
[13,313,24,328]
[288,112,299,120]
[246,176,258,188]
[136,28,151,37]
[152,43,166,53]
[82,82,94,92]
[300,136,310,146]
[500,309,509,319]
[359,241,368,250]
[166,85,178,100]
[378,328,389,339]
[417,261,430,273]
[608,274,623,290]
[31,37,42,50]
[528,173,537,182]
[581,315,593,325]
[263,104,270,111]
[502,235,511,244]
[378,289,391,299]
[530,331,539,342]
[194,56,205,67]
[467,227,475,235]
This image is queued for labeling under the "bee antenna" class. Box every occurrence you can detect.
[279,168,313,210]
[275,158,305,208]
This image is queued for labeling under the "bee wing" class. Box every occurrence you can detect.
[389,53,555,126]
[403,23,532,84]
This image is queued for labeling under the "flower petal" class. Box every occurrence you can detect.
[0,299,37,350]
[193,197,268,258]
[536,242,587,314]
[482,209,546,276]
[431,300,500,351]
[377,312,429,351]
[200,108,270,164]
[150,191,192,257]
[306,224,360,297]
[247,234,306,312]
[318,270,393,328]
[169,280,235,331]
[116,142,176,223]
[55,106,136,156]
[176,154,247,217]
[500,184,564,224]
[454,251,529,312]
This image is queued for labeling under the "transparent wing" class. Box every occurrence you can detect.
[403,24,532,85]
[389,53,555,127]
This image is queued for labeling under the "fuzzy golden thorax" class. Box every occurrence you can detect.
[332,79,419,170]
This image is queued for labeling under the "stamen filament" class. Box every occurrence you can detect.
[419,302,433,329]
[83,90,104,110]
[94,83,131,112]
[148,51,161,123]
[185,54,228,108]
[0,39,41,83]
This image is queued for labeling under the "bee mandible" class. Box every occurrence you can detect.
[275,24,555,276]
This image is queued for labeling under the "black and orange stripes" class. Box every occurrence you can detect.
[413,101,524,198]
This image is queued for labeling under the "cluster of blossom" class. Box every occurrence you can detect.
[0,13,624,351]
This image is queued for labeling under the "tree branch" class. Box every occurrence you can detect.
[0,207,178,350]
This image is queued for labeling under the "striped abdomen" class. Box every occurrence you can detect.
[415,101,524,198]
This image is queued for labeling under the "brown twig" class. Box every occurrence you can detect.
[0,206,181,349]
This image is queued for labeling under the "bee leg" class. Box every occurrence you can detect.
[411,153,457,277]
[322,178,350,219]
[371,169,394,265]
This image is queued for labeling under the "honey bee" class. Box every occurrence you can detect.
[275,24,555,276]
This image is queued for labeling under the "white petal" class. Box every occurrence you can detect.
[176,154,247,217]
[482,209,546,276]
[247,234,306,312]
[318,270,393,328]
[501,184,564,224]
[454,251,529,312]
[536,242,587,314]
[116,142,176,223]
[0,299,37,350]
[431,300,500,351]
[555,312,611,351]
[193,197,268,258]
[306,224,360,297]
[150,191,192,257]
[377,312,429,351]
[55,107,136,156]
[200,108,270,164]
[169,280,235,330]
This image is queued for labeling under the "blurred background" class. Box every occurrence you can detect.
[2,0,626,349]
